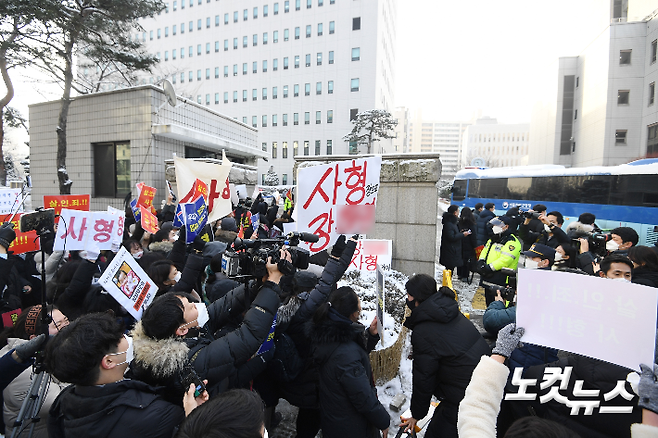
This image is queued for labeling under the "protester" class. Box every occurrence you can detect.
[440,205,471,274]
[47,312,185,438]
[311,286,389,438]
[597,254,633,281]
[457,207,478,282]
[216,216,239,245]
[627,246,658,288]
[401,275,490,438]
[475,203,496,247]
[552,243,584,272]
[473,203,484,218]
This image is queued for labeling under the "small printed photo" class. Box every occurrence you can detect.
[112,262,141,298]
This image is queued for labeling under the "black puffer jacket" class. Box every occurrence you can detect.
[476,209,496,247]
[502,354,641,438]
[53,260,99,321]
[632,266,658,288]
[439,212,465,269]
[130,281,280,403]
[311,314,389,438]
[404,292,490,422]
[48,380,184,438]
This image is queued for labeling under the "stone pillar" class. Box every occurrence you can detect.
[295,153,442,278]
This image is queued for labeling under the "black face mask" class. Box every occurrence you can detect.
[406,298,415,310]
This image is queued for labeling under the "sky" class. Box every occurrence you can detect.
[4,0,613,151]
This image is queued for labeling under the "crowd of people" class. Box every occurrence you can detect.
[0,191,656,438]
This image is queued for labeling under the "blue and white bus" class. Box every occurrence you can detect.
[451,159,658,246]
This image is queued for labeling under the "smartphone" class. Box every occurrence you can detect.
[181,365,206,398]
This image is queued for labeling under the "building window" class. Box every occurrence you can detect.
[307,0,311,8]
[233,91,238,102]
[274,2,279,14]
[273,114,278,126]
[205,94,210,105]
[318,23,323,36]
[180,72,185,82]
[262,142,267,152]
[574,109,577,119]
[615,129,627,145]
[173,1,177,10]
[243,36,248,48]
[93,142,130,198]
[283,142,288,158]
[650,82,655,106]
[305,83,310,96]
[284,57,289,69]
[150,30,153,40]
[316,82,322,94]
[317,52,322,65]
[197,44,202,55]
[327,110,333,123]
[263,60,268,72]
[264,5,268,16]
[233,38,238,49]
[652,40,657,64]
[253,6,258,18]
[296,0,300,10]
[328,80,334,94]
[253,61,258,73]
[619,49,632,65]
[272,142,277,158]
[189,71,193,81]
[329,21,335,34]
[353,17,361,30]
[282,174,288,185]
[352,47,360,61]
[197,19,201,30]
[224,39,228,51]
[327,140,332,155]
[215,15,220,26]
[224,13,229,24]
[223,92,228,103]
[214,67,219,78]
[180,23,184,34]
[351,78,360,92]
[205,43,210,54]
[328,51,334,64]
[205,68,210,79]
[305,54,311,67]
[304,112,310,125]
[648,123,658,157]
[224,65,228,77]
[206,17,210,28]
[273,86,278,99]
[173,25,177,35]
[262,88,267,100]
[349,141,358,154]
[283,113,288,126]
[215,41,219,52]
[173,49,177,59]
[164,27,169,37]
[262,115,267,127]
[253,89,258,101]
[157,28,161,39]
[243,90,247,102]
[253,34,258,46]
[252,116,257,127]
[316,111,321,124]
[306,25,311,38]
[244,9,248,20]
[233,64,238,76]
[295,27,300,39]
[315,140,321,155]
[350,108,359,120]
[294,113,299,125]
[243,117,247,124]
[618,90,630,105]
[293,141,299,156]
[295,56,300,68]
[164,51,169,61]
[273,30,279,43]
[285,0,289,12]
[273,58,278,71]
[284,28,289,41]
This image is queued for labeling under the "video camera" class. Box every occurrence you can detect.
[520,210,541,220]
[572,232,612,258]
[221,231,318,279]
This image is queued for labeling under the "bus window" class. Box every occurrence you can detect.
[480,178,508,199]
[468,179,481,198]
[529,177,563,202]
[611,175,658,206]
[452,180,467,201]
[507,177,531,199]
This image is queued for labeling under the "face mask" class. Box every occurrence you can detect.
[173,271,182,283]
[406,298,415,310]
[606,240,619,252]
[492,226,504,235]
[195,302,210,328]
[172,232,180,242]
[524,259,539,269]
[612,277,631,284]
[132,250,144,260]
[554,253,563,262]
[107,334,134,366]
[263,428,269,438]
[0,253,7,260]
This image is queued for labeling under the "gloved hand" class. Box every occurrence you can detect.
[331,235,347,258]
[351,234,360,241]
[191,233,206,252]
[0,222,16,251]
[492,323,524,358]
[639,363,658,414]
[14,333,47,362]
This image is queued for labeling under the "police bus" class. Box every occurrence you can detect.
[451,159,658,246]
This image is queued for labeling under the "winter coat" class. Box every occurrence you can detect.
[478,233,522,288]
[2,339,66,438]
[205,272,240,303]
[48,380,184,438]
[518,222,570,249]
[503,354,642,438]
[632,266,658,288]
[311,314,389,438]
[130,281,280,402]
[215,229,238,245]
[404,292,491,424]
[53,260,99,321]
[440,212,465,269]
[0,349,31,393]
[267,205,279,225]
[148,241,173,257]
[476,209,496,247]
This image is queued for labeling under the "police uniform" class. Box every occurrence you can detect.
[478,233,521,305]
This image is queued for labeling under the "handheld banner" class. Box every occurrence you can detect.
[174,156,233,223]
[183,196,209,244]
[98,247,158,320]
[130,199,141,223]
[140,207,160,234]
[107,206,126,252]
[0,214,39,254]
[297,157,381,253]
[0,189,23,215]
[136,184,156,212]
[515,269,658,371]
[44,195,90,216]
[347,240,392,272]
[54,209,120,252]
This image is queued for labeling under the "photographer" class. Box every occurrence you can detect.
[129,250,285,403]
[518,210,569,250]
[577,226,639,275]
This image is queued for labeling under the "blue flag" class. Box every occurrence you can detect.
[173,204,184,228]
[183,196,208,244]
[130,199,141,223]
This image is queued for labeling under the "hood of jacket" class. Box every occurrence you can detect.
[215,229,238,243]
[130,320,189,379]
[310,315,367,364]
[566,221,594,238]
[277,294,305,327]
[404,292,460,329]
[442,212,458,225]
[148,241,173,254]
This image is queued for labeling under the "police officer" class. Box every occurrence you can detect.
[477,216,521,306]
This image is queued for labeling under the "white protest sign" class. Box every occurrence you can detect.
[297,157,382,253]
[54,209,122,252]
[235,184,248,200]
[376,264,385,347]
[282,222,297,234]
[107,206,126,252]
[229,183,239,205]
[515,269,658,371]
[347,240,392,272]
[0,188,22,215]
[174,156,233,223]
[98,247,158,320]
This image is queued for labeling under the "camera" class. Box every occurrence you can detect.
[19,208,55,234]
[521,210,541,220]
[221,232,318,279]
[572,233,611,257]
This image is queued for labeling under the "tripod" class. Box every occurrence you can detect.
[9,225,54,438]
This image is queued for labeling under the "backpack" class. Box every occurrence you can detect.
[269,332,304,382]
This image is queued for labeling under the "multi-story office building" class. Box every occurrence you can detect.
[392,106,408,153]
[130,0,397,184]
[462,117,530,168]
[407,110,470,180]
[530,0,658,166]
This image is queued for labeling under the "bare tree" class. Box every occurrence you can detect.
[343,109,397,154]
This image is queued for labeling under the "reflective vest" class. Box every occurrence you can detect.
[479,234,522,271]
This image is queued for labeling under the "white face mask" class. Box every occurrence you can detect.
[524,259,540,269]
[132,250,144,260]
[612,277,631,284]
[554,253,563,262]
[492,226,504,235]
[606,240,620,252]
[544,224,552,233]
[173,271,182,283]
[107,334,134,366]
[195,302,210,328]
[172,232,180,242]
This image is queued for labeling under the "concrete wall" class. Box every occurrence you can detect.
[295,153,442,278]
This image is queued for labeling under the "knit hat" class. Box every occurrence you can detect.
[293,271,318,291]
[221,217,238,232]
[0,224,16,250]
